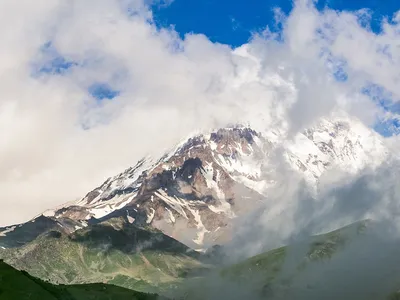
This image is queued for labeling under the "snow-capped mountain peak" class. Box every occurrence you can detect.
[32,115,389,249]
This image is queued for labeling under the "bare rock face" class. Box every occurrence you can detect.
[53,127,269,250]
[3,115,388,251]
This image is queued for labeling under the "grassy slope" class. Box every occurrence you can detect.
[0,259,165,300]
[180,220,374,299]
[222,220,369,276]
[7,217,398,299]
[0,217,207,297]
[0,219,371,299]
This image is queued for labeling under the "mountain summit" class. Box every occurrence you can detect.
[0,114,388,250]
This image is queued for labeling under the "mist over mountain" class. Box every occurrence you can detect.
[2,0,400,299]
[2,113,400,299]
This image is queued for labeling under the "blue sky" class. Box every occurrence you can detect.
[152,0,398,47]
[36,0,400,136]
[4,0,400,225]
[151,0,400,136]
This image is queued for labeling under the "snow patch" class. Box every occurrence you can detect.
[209,141,218,151]
[77,157,155,207]
[147,208,155,224]
[155,189,211,245]
[42,210,55,217]
[165,208,176,223]
[203,164,222,196]
[88,194,134,219]
[162,164,171,170]
[208,202,235,218]
[126,210,135,224]
[155,189,189,219]
[187,207,210,245]
[202,164,235,218]
[0,226,16,237]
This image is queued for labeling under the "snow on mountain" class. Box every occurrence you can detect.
[49,126,271,248]
[287,115,388,185]
[3,113,387,250]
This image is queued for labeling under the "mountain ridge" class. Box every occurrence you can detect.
[0,114,389,251]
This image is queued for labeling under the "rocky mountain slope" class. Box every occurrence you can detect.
[0,114,389,251]
[0,114,395,300]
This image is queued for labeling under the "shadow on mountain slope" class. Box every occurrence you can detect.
[0,259,168,300]
[0,217,208,297]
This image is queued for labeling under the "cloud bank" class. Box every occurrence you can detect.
[1,0,400,226]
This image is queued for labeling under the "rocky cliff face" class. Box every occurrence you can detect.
[0,114,389,250]
[52,127,269,250]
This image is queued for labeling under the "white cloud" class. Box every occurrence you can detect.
[1,0,400,226]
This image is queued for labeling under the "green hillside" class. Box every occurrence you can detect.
[0,217,208,297]
[221,219,369,280]
[4,218,400,300]
[180,220,400,299]
[0,259,166,300]
[215,220,370,299]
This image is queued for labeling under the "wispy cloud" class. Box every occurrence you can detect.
[1,0,400,226]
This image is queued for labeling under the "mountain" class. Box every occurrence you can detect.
[0,113,389,252]
[48,126,268,250]
[0,113,393,298]
[0,259,166,300]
